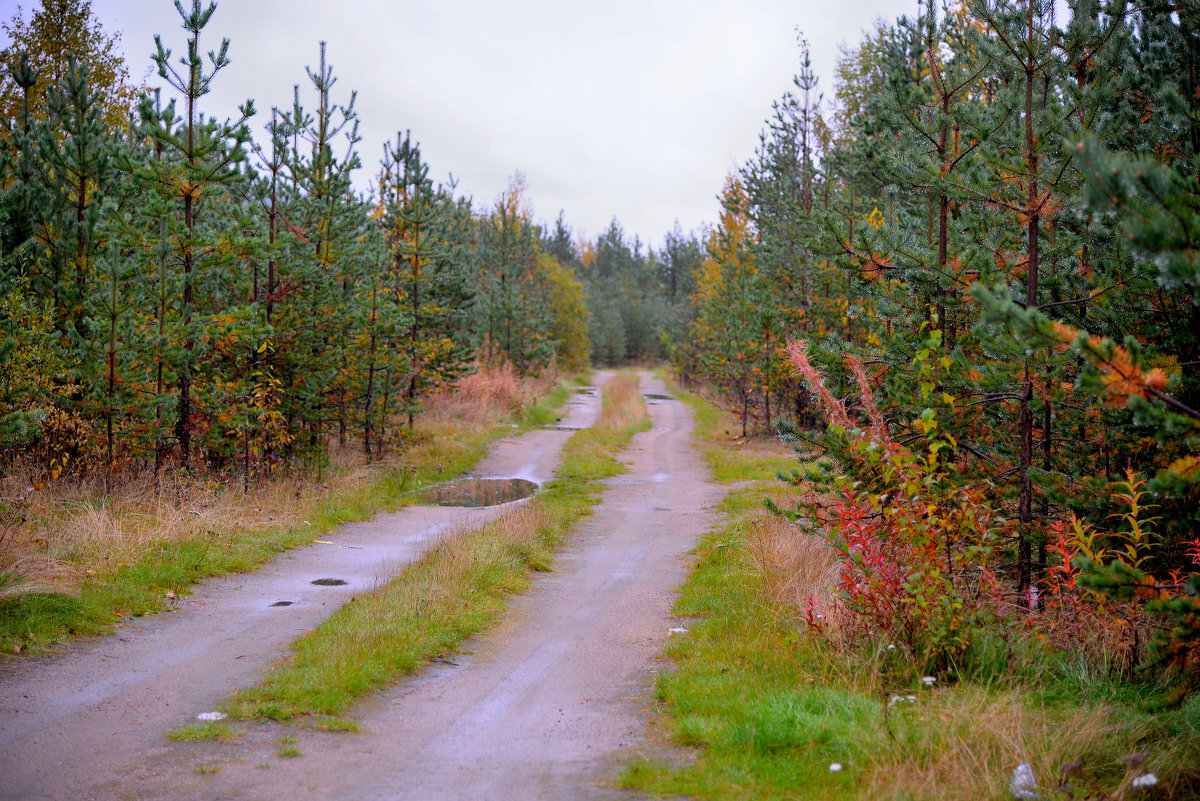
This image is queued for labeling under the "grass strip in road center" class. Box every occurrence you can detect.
[216,372,650,726]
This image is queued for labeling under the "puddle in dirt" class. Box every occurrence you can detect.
[643,393,675,401]
[311,578,347,586]
[537,425,582,431]
[418,478,538,507]
[572,387,597,394]
[269,601,294,607]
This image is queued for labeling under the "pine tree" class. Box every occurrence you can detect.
[141,0,254,471]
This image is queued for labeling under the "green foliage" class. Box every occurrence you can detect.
[777,334,1000,669]
[0,0,581,483]
[0,285,74,451]
[660,0,1200,704]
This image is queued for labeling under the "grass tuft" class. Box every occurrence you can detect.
[165,720,239,743]
[315,716,361,733]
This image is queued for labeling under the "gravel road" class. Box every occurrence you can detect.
[0,372,722,800]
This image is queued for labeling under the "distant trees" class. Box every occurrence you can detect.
[571,217,702,367]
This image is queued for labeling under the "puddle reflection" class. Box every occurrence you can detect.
[419,478,539,507]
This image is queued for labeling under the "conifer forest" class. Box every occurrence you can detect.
[4,0,1200,789]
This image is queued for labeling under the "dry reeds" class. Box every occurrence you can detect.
[430,360,555,425]
[0,468,337,592]
[867,688,1129,801]
[744,511,839,621]
[597,372,649,430]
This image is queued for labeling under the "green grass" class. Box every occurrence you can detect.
[275,734,301,758]
[314,716,361,733]
[666,379,797,483]
[0,386,570,656]
[221,372,649,723]
[517,384,571,428]
[166,720,239,743]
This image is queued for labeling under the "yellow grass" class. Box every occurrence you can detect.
[0,363,555,596]
[597,371,650,430]
[744,511,839,619]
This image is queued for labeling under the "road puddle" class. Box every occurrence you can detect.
[643,393,674,401]
[419,478,538,507]
[269,600,294,607]
[311,578,347,586]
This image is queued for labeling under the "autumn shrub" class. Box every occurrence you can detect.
[777,336,1002,670]
[437,359,555,422]
[975,287,1200,693]
[1033,474,1200,694]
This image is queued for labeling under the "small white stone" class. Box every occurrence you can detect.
[922,676,936,686]
[668,627,688,635]
[906,695,917,703]
[197,712,227,721]
[1009,762,1040,800]
[887,644,896,651]
[1131,773,1158,790]
[829,763,843,773]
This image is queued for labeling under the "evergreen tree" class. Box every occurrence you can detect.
[140,0,255,470]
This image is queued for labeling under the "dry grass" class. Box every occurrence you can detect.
[0,362,555,599]
[430,360,555,425]
[868,689,1149,801]
[0,469,320,592]
[597,372,650,430]
[744,511,839,619]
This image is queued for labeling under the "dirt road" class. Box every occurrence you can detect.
[0,372,722,800]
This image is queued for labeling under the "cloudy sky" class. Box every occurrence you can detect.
[5,0,915,247]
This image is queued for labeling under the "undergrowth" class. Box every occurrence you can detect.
[623,383,1200,801]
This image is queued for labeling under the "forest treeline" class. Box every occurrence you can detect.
[675,0,1200,686]
[0,0,712,483]
[0,0,608,482]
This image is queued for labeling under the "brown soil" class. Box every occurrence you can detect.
[0,372,723,800]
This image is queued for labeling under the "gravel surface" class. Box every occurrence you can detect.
[0,372,722,800]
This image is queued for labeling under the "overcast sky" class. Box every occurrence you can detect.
[4,0,916,248]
